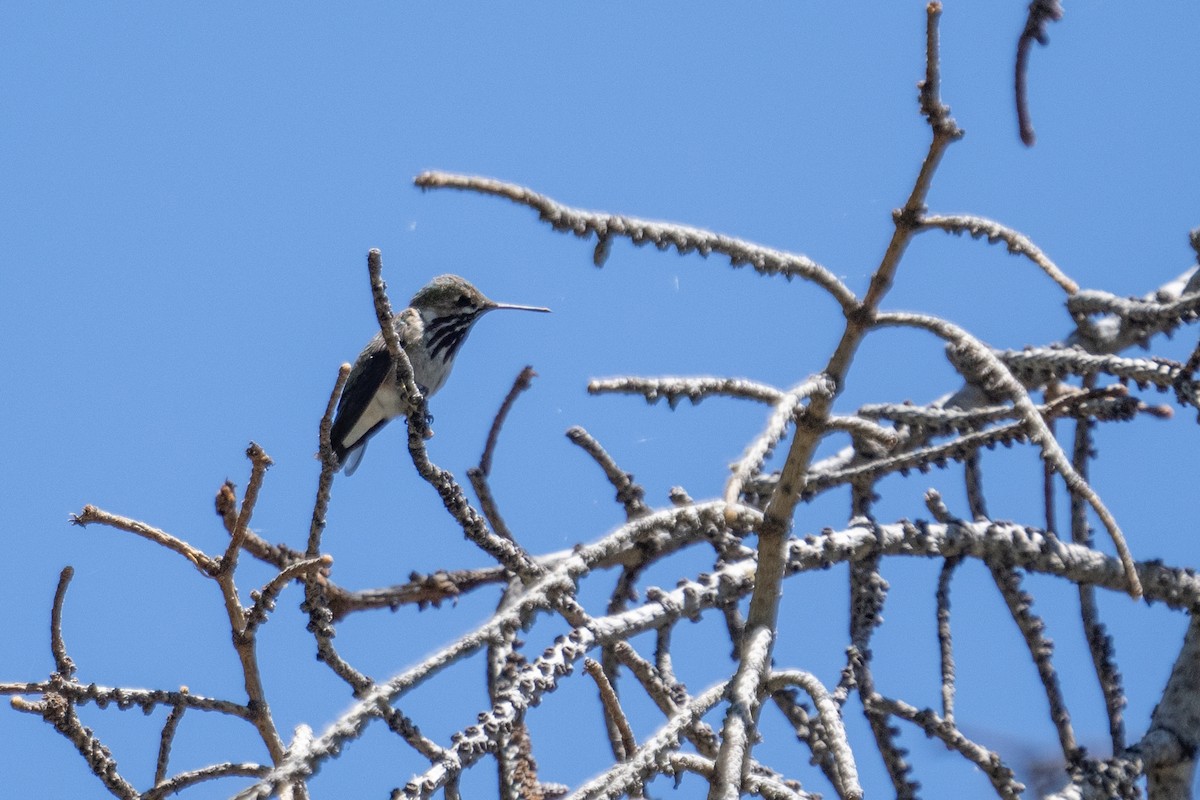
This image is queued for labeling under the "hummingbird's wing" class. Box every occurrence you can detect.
[330,309,423,475]
[330,341,393,473]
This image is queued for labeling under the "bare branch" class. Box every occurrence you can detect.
[876,310,1143,598]
[872,695,1024,798]
[153,698,187,785]
[480,365,538,477]
[50,566,76,679]
[990,565,1080,762]
[1072,413,1127,755]
[221,442,273,575]
[566,426,649,519]
[935,557,962,724]
[306,362,350,557]
[589,376,784,407]
[1015,0,1064,146]
[144,762,271,800]
[561,680,730,800]
[19,675,139,800]
[584,658,638,763]
[919,213,1079,293]
[414,172,859,312]
[723,377,835,509]
[71,505,218,576]
[766,671,862,800]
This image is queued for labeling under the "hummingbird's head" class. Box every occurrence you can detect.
[409,274,492,318]
[411,275,551,366]
[411,274,551,320]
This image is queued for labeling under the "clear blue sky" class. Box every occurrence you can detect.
[3,3,1200,798]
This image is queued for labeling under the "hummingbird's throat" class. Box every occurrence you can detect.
[425,311,480,363]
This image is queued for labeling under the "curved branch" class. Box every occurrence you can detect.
[875,311,1142,598]
[919,213,1078,294]
[414,171,858,312]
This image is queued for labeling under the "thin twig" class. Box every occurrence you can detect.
[307,363,350,557]
[70,506,218,575]
[849,553,918,799]
[2,680,252,718]
[144,762,271,800]
[919,213,1078,293]
[1015,0,1064,146]
[566,426,650,519]
[470,366,540,541]
[584,658,638,762]
[50,566,76,678]
[301,364,372,691]
[221,442,273,575]
[990,565,1080,764]
[873,695,1024,798]
[326,567,508,620]
[964,453,989,520]
[1072,411,1127,755]
[154,698,188,785]
[24,674,140,800]
[723,377,834,509]
[480,365,538,476]
[561,680,731,800]
[588,376,784,407]
[936,557,962,724]
[765,671,863,800]
[246,555,332,634]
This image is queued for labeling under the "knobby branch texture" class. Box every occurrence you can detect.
[8,5,1200,800]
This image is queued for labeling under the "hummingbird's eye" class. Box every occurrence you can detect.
[455,296,472,307]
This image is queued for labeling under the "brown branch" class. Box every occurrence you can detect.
[480,365,538,476]
[50,566,76,679]
[154,697,187,785]
[307,362,350,557]
[220,442,273,575]
[246,555,332,634]
[710,7,962,795]
[326,567,508,620]
[1015,0,1064,146]
[71,505,218,575]
[16,675,139,800]
[468,366,540,542]
[300,363,373,691]
[566,426,649,520]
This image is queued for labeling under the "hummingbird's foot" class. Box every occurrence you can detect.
[424,412,435,439]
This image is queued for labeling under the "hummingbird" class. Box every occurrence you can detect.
[330,274,550,475]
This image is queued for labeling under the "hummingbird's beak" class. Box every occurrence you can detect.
[489,302,551,313]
